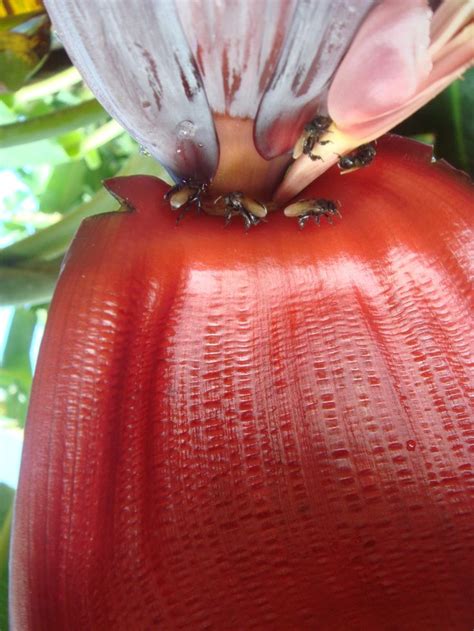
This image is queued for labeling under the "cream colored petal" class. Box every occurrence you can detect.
[276,23,473,203]
[274,127,354,203]
[430,0,474,59]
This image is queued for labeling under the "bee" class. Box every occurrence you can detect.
[293,115,332,161]
[284,198,341,229]
[215,191,267,230]
[338,143,376,172]
[164,179,208,220]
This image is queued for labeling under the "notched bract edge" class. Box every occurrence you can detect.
[103,178,137,213]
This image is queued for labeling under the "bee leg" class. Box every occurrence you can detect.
[175,204,192,224]
[242,212,253,231]
[298,213,311,229]
[224,209,234,226]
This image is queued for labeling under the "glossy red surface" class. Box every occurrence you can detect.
[11,136,474,630]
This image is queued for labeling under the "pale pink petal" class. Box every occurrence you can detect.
[430,0,474,59]
[176,0,295,120]
[44,0,218,182]
[254,0,376,158]
[335,23,474,141]
[428,21,474,76]
[275,23,473,204]
[328,0,433,130]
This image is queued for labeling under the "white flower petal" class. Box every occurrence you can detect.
[44,0,219,181]
[176,0,296,119]
[254,0,377,158]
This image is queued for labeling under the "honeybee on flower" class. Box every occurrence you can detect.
[45,0,473,217]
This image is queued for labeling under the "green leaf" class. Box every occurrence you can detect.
[0,484,13,530]
[443,70,473,175]
[58,128,86,158]
[0,263,59,307]
[2,306,35,372]
[0,483,14,631]
[83,147,102,170]
[0,152,168,264]
[0,306,36,425]
[0,99,15,124]
[395,68,474,176]
[0,1,45,20]
[0,12,50,91]
[39,160,88,213]
[0,136,69,167]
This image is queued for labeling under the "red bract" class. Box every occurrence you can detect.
[10,136,474,629]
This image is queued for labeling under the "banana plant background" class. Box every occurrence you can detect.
[0,3,473,627]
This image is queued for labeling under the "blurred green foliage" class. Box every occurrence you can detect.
[0,1,50,92]
[0,482,13,631]
[0,50,167,629]
[0,70,166,418]
[395,68,474,176]
[0,307,37,426]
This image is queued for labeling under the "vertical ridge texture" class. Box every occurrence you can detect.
[11,136,474,630]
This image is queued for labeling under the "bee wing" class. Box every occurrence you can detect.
[169,187,193,209]
[242,196,268,218]
[283,199,315,217]
[292,133,306,160]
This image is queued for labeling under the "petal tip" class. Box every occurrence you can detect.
[103,175,169,211]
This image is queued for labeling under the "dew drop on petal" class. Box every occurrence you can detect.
[406,440,417,451]
[175,120,197,140]
[44,0,219,182]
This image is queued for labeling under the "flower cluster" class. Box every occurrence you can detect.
[45,0,473,207]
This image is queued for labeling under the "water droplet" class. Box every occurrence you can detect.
[406,440,417,451]
[176,148,182,154]
[139,146,150,156]
[175,120,196,140]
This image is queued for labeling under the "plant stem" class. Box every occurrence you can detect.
[14,67,83,104]
[0,99,108,148]
[0,191,113,263]
[0,262,61,307]
[82,119,125,153]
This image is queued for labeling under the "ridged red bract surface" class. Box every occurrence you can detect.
[10,136,474,630]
